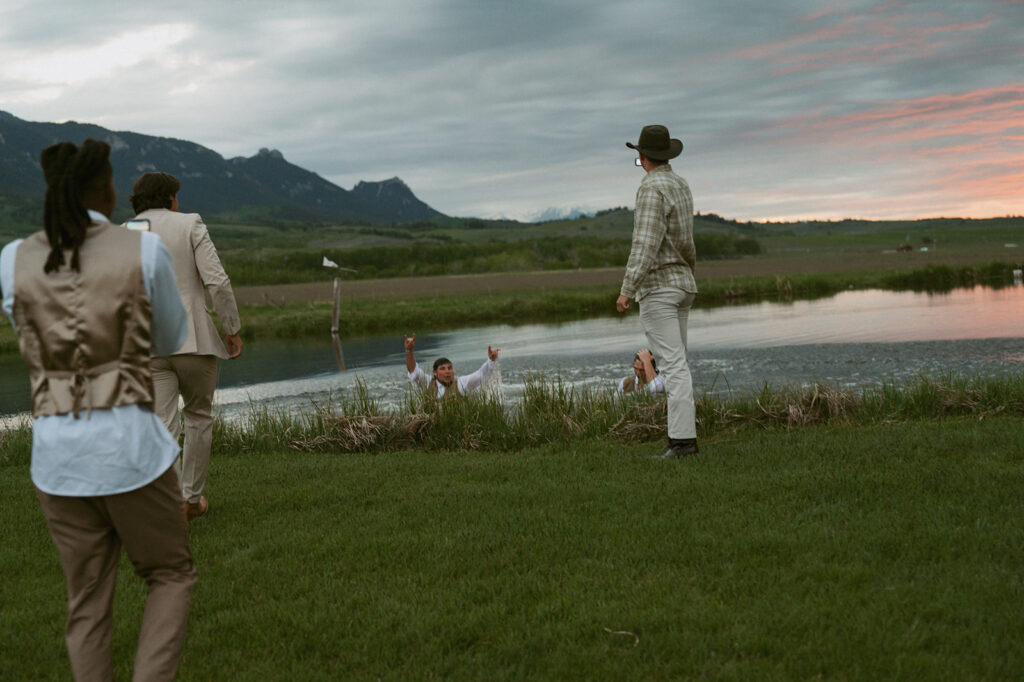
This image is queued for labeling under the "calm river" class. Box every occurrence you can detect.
[2,285,1022,420]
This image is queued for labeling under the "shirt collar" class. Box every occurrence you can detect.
[86,209,111,224]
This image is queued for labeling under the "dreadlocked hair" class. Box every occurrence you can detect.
[40,139,113,274]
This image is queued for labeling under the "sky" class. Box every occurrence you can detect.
[2,0,1022,222]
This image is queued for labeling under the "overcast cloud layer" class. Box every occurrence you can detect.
[2,0,1022,221]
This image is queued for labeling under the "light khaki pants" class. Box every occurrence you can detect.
[152,354,218,504]
[36,466,196,682]
[638,287,698,440]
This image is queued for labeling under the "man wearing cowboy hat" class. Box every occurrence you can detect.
[616,125,699,459]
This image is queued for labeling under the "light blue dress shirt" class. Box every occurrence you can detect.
[0,211,188,496]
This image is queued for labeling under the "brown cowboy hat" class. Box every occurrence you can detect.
[625,124,683,160]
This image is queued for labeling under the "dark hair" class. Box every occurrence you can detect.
[432,357,452,372]
[130,172,180,213]
[40,139,113,273]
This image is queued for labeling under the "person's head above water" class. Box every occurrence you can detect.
[432,356,455,386]
[634,350,657,379]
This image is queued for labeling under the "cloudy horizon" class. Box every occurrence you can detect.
[2,0,1022,222]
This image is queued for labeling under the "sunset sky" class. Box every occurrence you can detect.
[2,0,1021,221]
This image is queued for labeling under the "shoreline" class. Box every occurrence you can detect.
[2,260,1020,356]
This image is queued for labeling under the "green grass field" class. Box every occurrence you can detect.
[2,416,1022,680]
[3,204,1022,678]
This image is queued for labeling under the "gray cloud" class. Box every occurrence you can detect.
[1,0,1021,220]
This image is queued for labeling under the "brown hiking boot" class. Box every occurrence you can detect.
[185,496,209,522]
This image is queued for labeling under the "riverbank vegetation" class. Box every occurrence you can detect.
[7,372,1016,462]
[213,371,1024,455]
[2,405,1021,679]
[228,260,1024,344]
[0,261,1019,356]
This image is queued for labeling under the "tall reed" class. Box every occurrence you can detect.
[209,372,1024,456]
[4,374,1019,465]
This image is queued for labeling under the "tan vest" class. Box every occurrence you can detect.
[13,223,154,418]
[428,377,460,400]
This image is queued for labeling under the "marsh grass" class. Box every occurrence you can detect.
[206,373,1024,457]
[0,416,31,463]
[3,374,1020,466]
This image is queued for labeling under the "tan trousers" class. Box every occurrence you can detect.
[639,287,698,440]
[152,354,218,504]
[36,466,196,682]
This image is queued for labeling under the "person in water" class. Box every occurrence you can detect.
[404,333,500,399]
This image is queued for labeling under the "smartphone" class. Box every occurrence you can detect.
[124,219,150,232]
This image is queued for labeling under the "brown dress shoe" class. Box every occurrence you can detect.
[186,496,209,521]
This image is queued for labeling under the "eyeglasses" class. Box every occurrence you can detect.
[634,157,642,166]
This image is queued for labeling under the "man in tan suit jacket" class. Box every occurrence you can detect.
[130,172,242,520]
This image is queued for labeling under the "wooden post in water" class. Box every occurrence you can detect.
[331,277,346,371]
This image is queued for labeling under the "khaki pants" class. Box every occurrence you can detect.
[639,287,697,440]
[152,355,218,504]
[36,466,196,682]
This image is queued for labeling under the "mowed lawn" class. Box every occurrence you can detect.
[2,417,1023,680]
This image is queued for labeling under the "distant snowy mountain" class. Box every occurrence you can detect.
[527,206,597,223]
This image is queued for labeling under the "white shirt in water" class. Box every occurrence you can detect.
[408,358,497,399]
[617,373,666,394]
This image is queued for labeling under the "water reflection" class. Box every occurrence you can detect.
[1,285,1022,418]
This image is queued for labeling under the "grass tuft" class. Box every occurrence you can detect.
[211,372,1024,457]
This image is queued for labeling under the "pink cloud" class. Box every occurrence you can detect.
[724,6,992,77]
[774,86,1024,143]
[737,84,1024,219]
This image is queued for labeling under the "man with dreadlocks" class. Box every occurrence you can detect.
[0,139,194,681]
[404,333,500,400]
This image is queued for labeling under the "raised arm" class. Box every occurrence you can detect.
[404,334,417,373]
[459,345,500,394]
[637,349,657,387]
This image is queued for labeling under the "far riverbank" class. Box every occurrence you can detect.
[0,261,1019,357]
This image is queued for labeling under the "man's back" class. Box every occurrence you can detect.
[136,208,239,358]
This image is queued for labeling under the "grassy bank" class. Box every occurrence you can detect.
[2,414,1022,680]
[0,261,1019,355]
[236,261,1020,344]
[6,373,1018,463]
[213,371,1024,455]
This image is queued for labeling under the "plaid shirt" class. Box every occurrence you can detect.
[620,164,697,301]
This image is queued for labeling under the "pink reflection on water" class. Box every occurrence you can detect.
[691,285,1024,349]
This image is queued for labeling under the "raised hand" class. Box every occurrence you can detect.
[487,345,500,362]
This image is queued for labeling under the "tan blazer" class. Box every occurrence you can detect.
[136,209,240,358]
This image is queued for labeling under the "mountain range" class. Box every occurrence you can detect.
[0,111,443,224]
